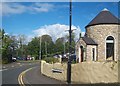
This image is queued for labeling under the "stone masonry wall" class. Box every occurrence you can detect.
[41,60,67,81]
[75,38,86,62]
[86,45,97,61]
[86,24,119,61]
[118,25,120,82]
[41,60,118,84]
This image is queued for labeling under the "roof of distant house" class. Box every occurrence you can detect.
[82,36,98,45]
[85,8,120,28]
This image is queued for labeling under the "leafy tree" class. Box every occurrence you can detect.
[27,35,55,59]
[17,34,27,58]
[1,30,14,63]
[27,37,40,59]
[55,37,64,54]
[1,29,22,63]
[64,33,75,54]
[41,35,54,55]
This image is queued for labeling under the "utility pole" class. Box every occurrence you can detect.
[45,41,47,57]
[67,0,72,85]
[39,36,42,60]
[64,41,66,55]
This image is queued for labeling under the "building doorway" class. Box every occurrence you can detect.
[106,36,114,60]
[80,46,84,62]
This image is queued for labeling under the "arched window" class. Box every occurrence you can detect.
[106,36,114,60]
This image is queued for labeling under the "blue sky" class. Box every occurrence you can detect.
[1,2,119,42]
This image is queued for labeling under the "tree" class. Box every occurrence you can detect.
[17,34,27,58]
[65,33,75,54]
[27,37,40,59]
[41,35,55,57]
[55,37,64,54]
[1,29,15,63]
[1,29,22,63]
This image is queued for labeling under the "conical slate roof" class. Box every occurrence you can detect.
[85,8,120,28]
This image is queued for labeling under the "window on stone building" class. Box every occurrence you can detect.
[106,36,114,60]
[92,48,95,61]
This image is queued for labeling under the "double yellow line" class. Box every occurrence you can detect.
[18,67,34,86]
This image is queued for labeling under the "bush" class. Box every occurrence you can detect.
[43,57,59,63]
[71,60,76,64]
[2,58,9,64]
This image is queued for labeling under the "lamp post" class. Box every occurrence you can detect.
[67,0,72,84]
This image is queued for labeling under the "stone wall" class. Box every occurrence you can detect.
[118,61,120,82]
[86,24,119,61]
[71,61,118,83]
[41,60,118,83]
[41,60,67,81]
[86,45,97,61]
[118,25,120,82]
[75,38,86,62]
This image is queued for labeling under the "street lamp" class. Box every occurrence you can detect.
[67,0,72,84]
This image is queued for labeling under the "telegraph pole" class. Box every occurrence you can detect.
[67,0,72,84]
[45,41,47,57]
[39,36,42,60]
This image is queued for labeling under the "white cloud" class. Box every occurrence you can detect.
[1,2,55,16]
[2,2,26,16]
[31,3,54,12]
[33,23,84,42]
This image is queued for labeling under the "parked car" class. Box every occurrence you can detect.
[17,57,24,60]
[71,54,76,62]
[12,57,16,62]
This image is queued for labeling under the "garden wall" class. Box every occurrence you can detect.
[41,60,118,84]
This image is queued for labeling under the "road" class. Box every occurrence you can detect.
[23,65,65,85]
[2,61,65,85]
[2,62,39,85]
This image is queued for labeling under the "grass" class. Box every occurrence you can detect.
[43,57,59,64]
[0,60,2,64]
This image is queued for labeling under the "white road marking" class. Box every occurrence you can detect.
[11,65,14,67]
[20,65,23,66]
[17,63,21,64]
[3,66,6,69]
[0,69,8,71]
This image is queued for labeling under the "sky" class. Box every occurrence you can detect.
[1,2,119,42]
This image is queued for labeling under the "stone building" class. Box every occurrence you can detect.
[76,8,120,63]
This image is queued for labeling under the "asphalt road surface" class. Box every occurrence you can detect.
[23,65,65,85]
[2,61,65,86]
[2,62,38,85]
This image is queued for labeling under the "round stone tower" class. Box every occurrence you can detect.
[85,8,120,61]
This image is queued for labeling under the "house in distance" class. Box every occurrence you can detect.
[76,8,120,63]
